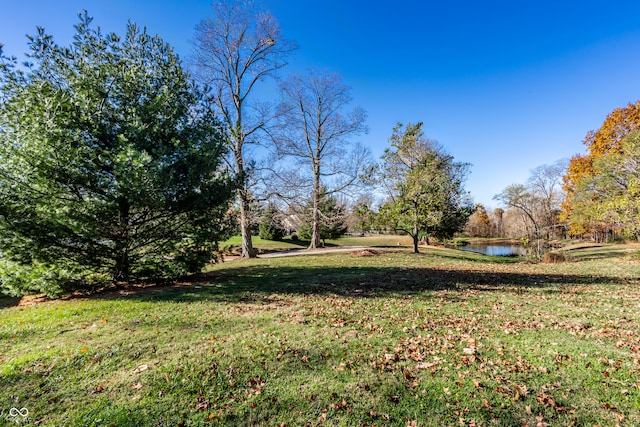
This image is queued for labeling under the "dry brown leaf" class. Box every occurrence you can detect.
[133,364,148,373]
[463,347,476,355]
[416,362,436,369]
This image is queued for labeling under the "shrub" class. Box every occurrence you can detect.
[258,204,286,241]
[543,251,568,263]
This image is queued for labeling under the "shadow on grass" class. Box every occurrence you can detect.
[96,256,635,305]
[0,294,21,308]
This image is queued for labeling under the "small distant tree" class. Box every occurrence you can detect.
[0,14,234,296]
[527,159,567,238]
[492,207,505,237]
[465,204,492,237]
[376,122,471,253]
[351,197,375,236]
[258,203,286,241]
[297,192,348,244]
[495,184,540,230]
[495,159,568,255]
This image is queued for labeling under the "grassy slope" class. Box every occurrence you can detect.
[1,246,640,426]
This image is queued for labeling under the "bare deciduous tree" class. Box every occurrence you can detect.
[191,0,296,258]
[495,159,569,257]
[273,71,369,249]
[527,159,568,236]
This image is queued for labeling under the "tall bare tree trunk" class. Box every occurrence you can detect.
[239,190,256,258]
[309,163,322,249]
[235,146,256,258]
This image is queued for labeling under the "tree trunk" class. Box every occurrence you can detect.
[114,197,131,283]
[412,234,419,254]
[235,134,257,258]
[412,202,420,253]
[309,166,322,249]
[239,190,257,258]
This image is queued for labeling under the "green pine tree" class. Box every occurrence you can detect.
[258,204,286,241]
[297,192,348,243]
[0,13,234,296]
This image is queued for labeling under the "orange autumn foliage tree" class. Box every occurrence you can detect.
[587,102,640,156]
[562,100,640,236]
[560,154,593,235]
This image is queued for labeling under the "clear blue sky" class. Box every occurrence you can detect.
[2,1,640,208]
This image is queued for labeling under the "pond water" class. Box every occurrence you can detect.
[456,243,527,257]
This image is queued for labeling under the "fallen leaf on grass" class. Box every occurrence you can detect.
[330,399,347,410]
[416,362,436,370]
[133,364,148,373]
[247,376,265,396]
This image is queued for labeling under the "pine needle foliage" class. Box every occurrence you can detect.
[0,12,235,296]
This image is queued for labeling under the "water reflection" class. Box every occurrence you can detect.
[457,243,527,257]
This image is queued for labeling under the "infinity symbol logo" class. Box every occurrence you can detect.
[9,407,28,417]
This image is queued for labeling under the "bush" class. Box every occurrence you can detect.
[258,204,286,241]
[543,251,568,263]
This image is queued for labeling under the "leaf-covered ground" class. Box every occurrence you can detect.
[1,247,639,426]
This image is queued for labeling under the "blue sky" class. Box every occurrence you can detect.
[2,1,640,208]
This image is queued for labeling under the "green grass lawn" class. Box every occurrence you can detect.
[219,234,417,254]
[1,246,640,426]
